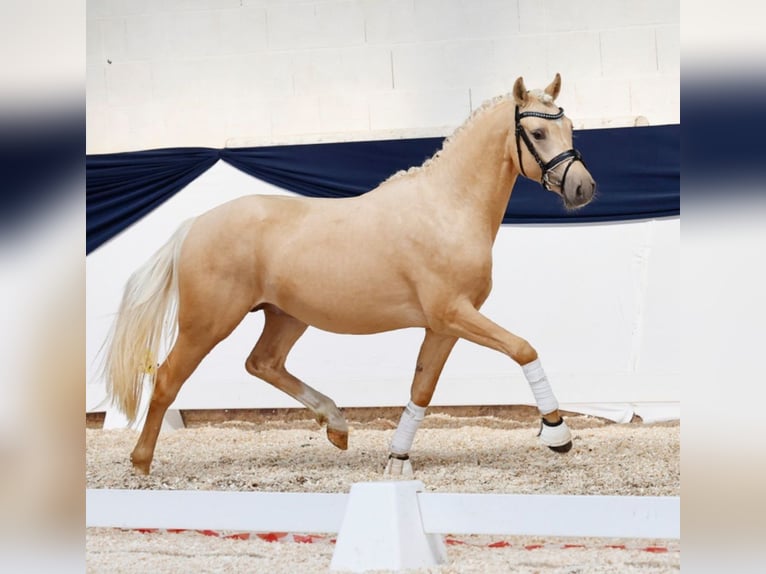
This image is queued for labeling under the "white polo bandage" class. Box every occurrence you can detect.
[522,358,559,415]
[389,400,427,455]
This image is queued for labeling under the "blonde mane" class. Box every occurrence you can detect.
[383,89,559,185]
[383,94,512,184]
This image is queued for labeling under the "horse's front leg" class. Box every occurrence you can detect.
[431,299,573,452]
[384,329,457,476]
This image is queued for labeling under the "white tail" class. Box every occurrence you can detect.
[103,219,195,422]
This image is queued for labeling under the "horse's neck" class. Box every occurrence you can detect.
[424,101,518,237]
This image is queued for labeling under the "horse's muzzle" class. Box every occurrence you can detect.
[562,167,596,210]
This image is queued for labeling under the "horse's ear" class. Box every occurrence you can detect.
[544,73,562,101]
[512,77,528,106]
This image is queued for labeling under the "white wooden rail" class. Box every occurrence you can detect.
[86,487,679,540]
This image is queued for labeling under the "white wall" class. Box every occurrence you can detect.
[86,162,679,417]
[86,0,679,152]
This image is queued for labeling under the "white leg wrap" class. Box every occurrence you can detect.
[389,400,427,455]
[522,359,559,415]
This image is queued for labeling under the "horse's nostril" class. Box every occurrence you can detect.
[575,184,583,198]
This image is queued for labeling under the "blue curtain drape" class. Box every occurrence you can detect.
[86,148,220,254]
[86,124,679,254]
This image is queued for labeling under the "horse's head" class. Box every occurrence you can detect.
[510,74,596,210]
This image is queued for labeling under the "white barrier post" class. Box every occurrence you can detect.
[330,481,447,572]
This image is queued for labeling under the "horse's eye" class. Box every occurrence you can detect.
[532,130,545,140]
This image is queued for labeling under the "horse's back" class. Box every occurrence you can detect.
[179,193,430,334]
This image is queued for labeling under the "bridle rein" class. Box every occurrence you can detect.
[514,105,586,193]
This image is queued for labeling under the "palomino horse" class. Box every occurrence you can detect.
[104,74,596,476]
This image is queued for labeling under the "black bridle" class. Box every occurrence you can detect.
[514,105,585,193]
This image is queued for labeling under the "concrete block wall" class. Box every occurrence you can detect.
[87,0,679,153]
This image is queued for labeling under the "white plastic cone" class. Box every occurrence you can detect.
[330,480,447,572]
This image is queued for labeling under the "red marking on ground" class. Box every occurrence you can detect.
[256,532,288,542]
[293,534,325,543]
[225,532,251,540]
[126,528,679,554]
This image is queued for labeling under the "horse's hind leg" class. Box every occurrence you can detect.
[130,331,220,474]
[245,305,349,450]
[385,329,457,476]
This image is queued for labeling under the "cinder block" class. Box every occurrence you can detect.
[234,52,295,97]
[411,0,518,40]
[87,65,107,105]
[270,95,322,137]
[538,0,675,33]
[193,58,244,98]
[391,43,445,89]
[267,1,365,51]
[368,88,469,131]
[100,18,127,63]
[107,0,151,18]
[127,10,223,60]
[184,0,241,10]
[103,106,132,149]
[567,76,632,122]
[630,74,680,125]
[546,31,602,79]
[87,0,109,20]
[610,0,679,27]
[600,27,658,77]
[540,0,597,32]
[87,22,103,64]
[412,0,468,42]
[105,61,153,106]
[126,103,172,149]
[493,36,549,86]
[86,104,108,154]
[225,97,273,142]
[362,0,418,44]
[162,10,223,59]
[517,0,546,34]
[150,59,197,102]
[319,92,370,133]
[293,47,392,95]
[393,40,495,90]
[655,26,680,74]
[219,7,268,54]
[443,40,497,87]
[125,14,170,60]
[163,101,228,147]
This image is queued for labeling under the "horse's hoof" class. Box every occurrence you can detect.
[327,427,348,450]
[131,460,151,475]
[538,417,573,452]
[384,454,413,477]
[548,440,573,453]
